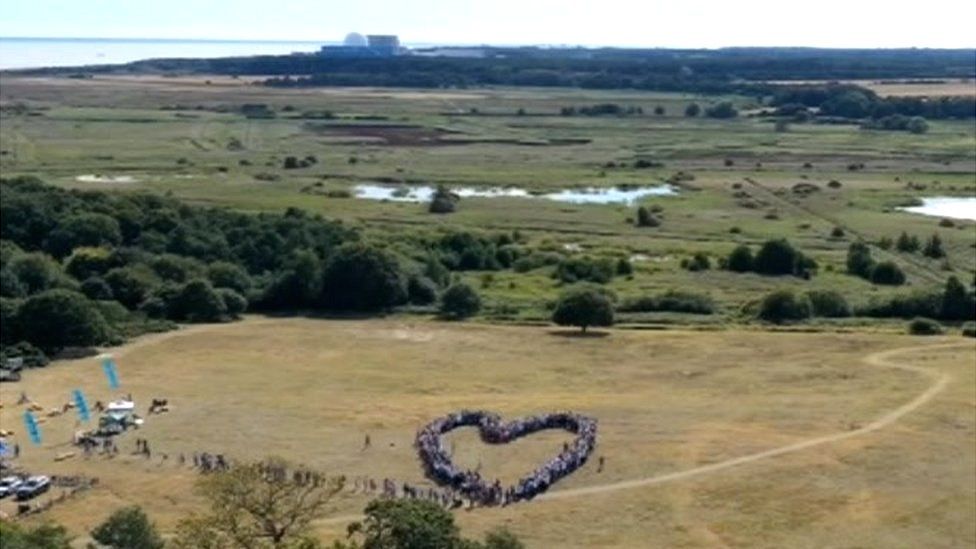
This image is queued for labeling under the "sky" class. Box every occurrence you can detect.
[1,0,975,48]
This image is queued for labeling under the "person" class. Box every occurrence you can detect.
[597,455,605,473]
[363,433,371,450]
[13,443,20,458]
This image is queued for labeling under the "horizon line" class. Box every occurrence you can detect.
[1,36,974,51]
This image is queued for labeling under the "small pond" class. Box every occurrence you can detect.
[900,197,976,221]
[353,184,676,205]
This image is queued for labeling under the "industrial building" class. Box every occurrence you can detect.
[320,33,402,58]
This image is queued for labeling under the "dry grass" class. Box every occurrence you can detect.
[0,317,973,547]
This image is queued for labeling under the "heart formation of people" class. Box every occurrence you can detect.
[414,410,598,506]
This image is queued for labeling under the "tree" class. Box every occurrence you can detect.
[704,102,738,119]
[684,103,701,117]
[217,288,248,318]
[439,282,481,319]
[753,239,805,276]
[922,233,945,258]
[806,290,851,317]
[635,206,659,227]
[552,285,614,333]
[320,243,408,311]
[870,261,906,285]
[104,266,159,309]
[941,275,975,320]
[261,250,322,309]
[896,231,920,253]
[169,457,343,549]
[907,116,929,134]
[80,276,114,300]
[483,528,525,549]
[91,506,164,549]
[0,297,21,344]
[347,499,461,549]
[726,245,754,273]
[16,289,110,351]
[428,185,458,214]
[207,261,253,294]
[46,212,121,258]
[757,290,812,324]
[10,252,63,295]
[169,279,226,322]
[0,521,72,549]
[653,106,665,115]
[64,246,114,280]
[846,241,875,278]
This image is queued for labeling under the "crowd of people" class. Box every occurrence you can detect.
[414,410,598,506]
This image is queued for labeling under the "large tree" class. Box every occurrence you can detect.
[169,458,343,549]
[16,289,111,351]
[321,243,408,311]
[90,506,164,549]
[551,285,614,333]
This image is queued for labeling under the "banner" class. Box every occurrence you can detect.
[23,411,42,445]
[102,356,120,389]
[73,388,91,422]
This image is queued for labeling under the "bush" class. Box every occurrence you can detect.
[870,261,906,285]
[941,276,976,320]
[619,290,716,314]
[104,266,159,309]
[91,506,164,549]
[439,283,481,319]
[907,317,942,335]
[207,261,252,294]
[80,276,114,300]
[553,256,615,284]
[428,185,458,214]
[757,290,812,323]
[705,102,738,119]
[923,233,946,258]
[962,321,976,338]
[907,116,929,134]
[407,275,438,305]
[16,289,111,351]
[857,290,942,319]
[0,297,21,344]
[896,232,920,253]
[806,290,852,317]
[320,243,408,311]
[635,206,660,227]
[169,279,227,322]
[753,239,812,277]
[552,285,615,332]
[846,241,874,278]
[216,288,247,318]
[726,245,754,272]
[682,253,711,272]
[684,103,701,117]
[64,246,114,280]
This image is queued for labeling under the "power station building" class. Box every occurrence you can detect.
[320,33,402,58]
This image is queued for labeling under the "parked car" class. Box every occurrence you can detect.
[0,476,23,498]
[15,475,50,500]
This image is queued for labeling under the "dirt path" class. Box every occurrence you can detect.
[317,339,966,525]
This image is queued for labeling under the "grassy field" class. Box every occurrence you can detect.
[1,75,974,321]
[0,317,973,547]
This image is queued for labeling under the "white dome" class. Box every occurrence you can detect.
[343,32,368,47]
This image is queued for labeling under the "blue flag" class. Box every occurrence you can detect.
[23,411,42,445]
[73,389,91,422]
[102,357,120,389]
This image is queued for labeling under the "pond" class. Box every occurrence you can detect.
[353,184,676,205]
[900,197,976,221]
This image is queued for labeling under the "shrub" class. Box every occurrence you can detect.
[552,285,615,332]
[941,276,976,320]
[896,232,920,253]
[962,321,976,338]
[0,297,21,344]
[553,256,615,284]
[169,279,226,322]
[428,185,459,214]
[923,233,946,258]
[846,241,875,278]
[907,317,942,335]
[757,290,812,323]
[207,261,252,294]
[857,290,942,319]
[635,206,660,227]
[870,261,906,285]
[684,103,701,117]
[726,245,754,272]
[439,282,481,319]
[682,253,711,272]
[619,290,716,315]
[105,266,159,309]
[907,116,929,134]
[831,227,845,238]
[754,239,812,277]
[806,290,852,317]
[64,246,114,280]
[80,276,114,300]
[407,275,438,305]
[705,102,738,119]
[216,288,247,318]
[91,506,164,549]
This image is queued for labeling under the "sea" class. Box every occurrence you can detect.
[0,37,331,70]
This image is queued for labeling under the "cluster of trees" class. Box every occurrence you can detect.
[757,276,975,324]
[724,239,817,278]
[618,290,716,315]
[1,457,524,549]
[771,85,975,122]
[887,231,946,259]
[0,178,532,357]
[559,104,643,116]
[846,242,906,285]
